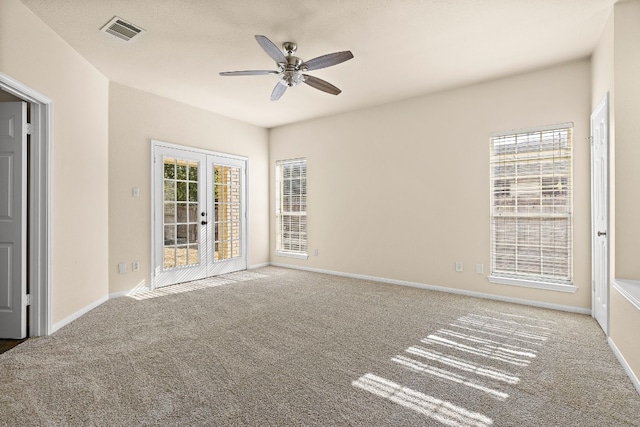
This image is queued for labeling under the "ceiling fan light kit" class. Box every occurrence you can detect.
[220,35,354,101]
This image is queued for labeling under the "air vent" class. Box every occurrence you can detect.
[100,17,145,42]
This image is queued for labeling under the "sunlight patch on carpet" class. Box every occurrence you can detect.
[353,310,555,424]
[352,373,493,427]
[391,355,509,400]
[128,271,269,300]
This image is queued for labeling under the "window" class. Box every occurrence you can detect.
[489,124,575,291]
[275,159,307,259]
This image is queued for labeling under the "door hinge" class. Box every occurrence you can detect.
[25,294,31,306]
[592,280,595,291]
[25,123,33,135]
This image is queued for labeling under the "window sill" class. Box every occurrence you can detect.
[488,275,578,293]
[612,279,640,311]
[275,250,308,260]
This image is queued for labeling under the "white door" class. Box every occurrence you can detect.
[591,93,609,334]
[207,156,247,277]
[152,143,247,288]
[0,102,27,339]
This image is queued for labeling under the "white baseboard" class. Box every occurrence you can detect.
[108,290,132,299]
[608,337,640,396]
[269,263,591,315]
[249,262,270,269]
[51,295,109,334]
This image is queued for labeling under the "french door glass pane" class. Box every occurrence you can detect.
[163,157,200,270]
[213,164,241,261]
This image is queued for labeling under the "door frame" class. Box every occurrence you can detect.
[150,140,248,290]
[591,92,610,335]
[0,72,52,337]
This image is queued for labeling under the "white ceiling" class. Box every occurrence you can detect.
[21,0,614,128]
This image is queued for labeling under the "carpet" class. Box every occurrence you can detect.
[1,266,638,426]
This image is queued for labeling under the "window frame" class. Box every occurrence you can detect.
[275,158,308,260]
[488,123,577,293]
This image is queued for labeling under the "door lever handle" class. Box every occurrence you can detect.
[597,231,607,236]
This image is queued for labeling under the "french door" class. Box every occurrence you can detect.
[152,142,247,288]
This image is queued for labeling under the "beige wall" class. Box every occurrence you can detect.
[610,289,640,382]
[0,0,109,325]
[614,0,640,281]
[591,8,615,285]
[108,82,269,295]
[270,59,592,309]
[609,0,640,390]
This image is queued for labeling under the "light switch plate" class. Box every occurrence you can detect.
[118,262,128,274]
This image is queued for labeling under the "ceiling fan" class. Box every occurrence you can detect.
[219,35,354,101]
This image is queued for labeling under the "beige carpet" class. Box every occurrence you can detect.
[1,266,639,426]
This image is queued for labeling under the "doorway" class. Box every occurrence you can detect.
[591,93,609,335]
[151,141,247,289]
[0,72,51,338]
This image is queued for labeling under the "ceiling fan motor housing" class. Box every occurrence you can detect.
[281,55,306,87]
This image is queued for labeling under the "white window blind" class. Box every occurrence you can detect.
[276,159,307,255]
[490,124,573,285]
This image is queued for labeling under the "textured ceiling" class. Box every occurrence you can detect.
[20,0,614,128]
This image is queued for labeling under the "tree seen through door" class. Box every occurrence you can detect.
[163,157,200,269]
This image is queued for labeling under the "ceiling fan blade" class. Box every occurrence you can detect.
[303,75,342,95]
[304,51,354,71]
[255,35,287,63]
[271,82,288,101]
[219,70,279,76]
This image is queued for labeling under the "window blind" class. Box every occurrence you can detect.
[276,159,307,254]
[490,124,573,284]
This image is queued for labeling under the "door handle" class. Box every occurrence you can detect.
[597,231,607,236]
[201,221,208,225]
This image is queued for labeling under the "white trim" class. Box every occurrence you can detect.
[490,122,574,138]
[50,295,108,334]
[274,250,308,260]
[276,157,308,166]
[249,262,271,269]
[0,72,53,104]
[488,275,578,293]
[0,72,52,337]
[108,291,130,299]
[109,287,151,300]
[608,337,640,396]
[151,139,248,162]
[612,279,640,311]
[270,263,590,314]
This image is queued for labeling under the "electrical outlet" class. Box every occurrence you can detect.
[455,261,463,272]
[314,249,319,256]
[132,261,140,271]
